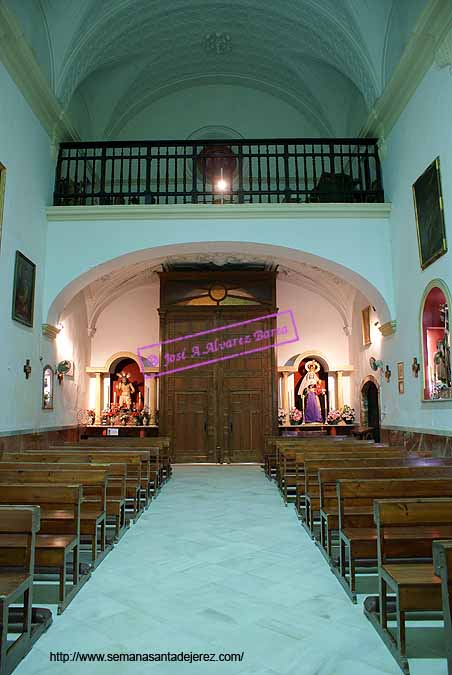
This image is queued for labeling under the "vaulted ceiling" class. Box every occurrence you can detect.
[6,0,428,139]
[82,253,357,338]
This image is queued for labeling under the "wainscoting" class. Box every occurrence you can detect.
[381,427,452,456]
[0,426,79,451]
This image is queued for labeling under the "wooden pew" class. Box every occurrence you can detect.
[433,540,452,675]
[0,506,52,675]
[316,457,452,556]
[0,467,108,567]
[363,498,452,675]
[290,446,410,508]
[278,441,389,504]
[74,436,173,484]
[302,450,414,528]
[3,453,129,540]
[336,477,452,602]
[0,484,87,614]
[25,446,146,517]
[51,446,151,513]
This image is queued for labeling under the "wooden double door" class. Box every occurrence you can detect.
[159,308,277,463]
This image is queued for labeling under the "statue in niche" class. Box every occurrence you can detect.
[434,303,451,387]
[300,360,324,423]
[117,372,135,409]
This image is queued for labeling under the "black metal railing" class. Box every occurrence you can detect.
[53,138,383,206]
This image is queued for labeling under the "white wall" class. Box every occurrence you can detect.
[0,62,53,433]
[276,280,349,369]
[91,284,160,366]
[380,64,452,432]
[44,216,394,329]
[118,84,322,140]
[348,290,385,420]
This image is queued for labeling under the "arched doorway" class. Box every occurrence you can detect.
[361,378,380,442]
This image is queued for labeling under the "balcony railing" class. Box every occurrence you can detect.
[53,138,383,206]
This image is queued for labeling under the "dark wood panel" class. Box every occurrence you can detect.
[159,275,277,462]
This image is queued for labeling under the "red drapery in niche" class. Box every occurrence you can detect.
[111,358,144,409]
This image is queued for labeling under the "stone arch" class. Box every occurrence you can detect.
[104,351,142,373]
[44,239,394,330]
[284,350,330,372]
[419,278,452,401]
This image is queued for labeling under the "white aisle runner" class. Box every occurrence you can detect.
[16,465,445,675]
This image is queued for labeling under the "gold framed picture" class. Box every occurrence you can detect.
[397,361,404,394]
[361,305,371,347]
[413,157,447,270]
[12,251,36,327]
[0,162,6,252]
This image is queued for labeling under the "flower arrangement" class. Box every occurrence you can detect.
[326,409,341,424]
[278,408,287,425]
[341,405,355,424]
[432,380,448,399]
[289,407,303,424]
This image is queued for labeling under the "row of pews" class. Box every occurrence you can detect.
[0,437,172,675]
[264,435,452,675]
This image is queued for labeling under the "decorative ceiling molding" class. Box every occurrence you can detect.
[362,0,452,141]
[0,3,79,145]
[204,32,232,55]
[46,202,392,222]
[82,250,358,338]
[435,25,452,73]
[57,0,377,128]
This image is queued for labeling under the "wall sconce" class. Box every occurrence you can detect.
[56,359,72,385]
[23,359,32,379]
[384,365,392,382]
[369,357,383,371]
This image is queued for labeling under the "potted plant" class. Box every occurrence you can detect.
[289,407,303,425]
[341,404,355,424]
[278,408,287,425]
[326,409,341,425]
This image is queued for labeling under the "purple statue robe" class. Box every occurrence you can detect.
[304,390,323,423]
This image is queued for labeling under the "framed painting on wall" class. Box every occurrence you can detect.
[361,305,371,347]
[397,361,404,395]
[413,157,447,270]
[12,251,36,327]
[0,162,6,252]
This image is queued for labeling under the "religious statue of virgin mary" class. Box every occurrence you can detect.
[299,360,323,423]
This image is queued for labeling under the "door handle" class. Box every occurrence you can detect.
[204,418,208,433]
[229,420,233,433]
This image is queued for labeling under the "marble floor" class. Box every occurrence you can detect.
[15,465,447,675]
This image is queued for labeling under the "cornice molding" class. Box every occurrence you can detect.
[41,323,60,340]
[379,320,397,337]
[46,202,392,222]
[0,3,79,145]
[362,0,452,140]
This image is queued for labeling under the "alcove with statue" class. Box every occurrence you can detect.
[421,280,452,400]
